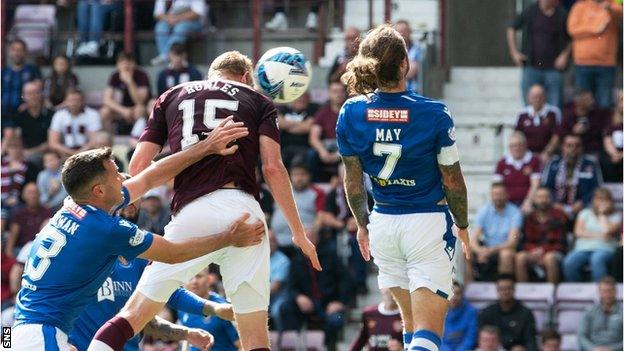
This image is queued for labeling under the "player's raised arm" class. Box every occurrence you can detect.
[124,116,248,203]
[138,213,264,264]
[259,135,322,271]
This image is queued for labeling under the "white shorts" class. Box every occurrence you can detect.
[367,210,456,299]
[10,324,69,351]
[136,189,270,314]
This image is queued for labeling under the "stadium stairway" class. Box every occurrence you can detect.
[441,67,524,216]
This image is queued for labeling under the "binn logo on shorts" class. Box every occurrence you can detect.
[366,109,409,123]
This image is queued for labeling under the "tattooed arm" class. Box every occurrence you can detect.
[143,316,214,349]
[342,155,372,261]
[439,161,471,260]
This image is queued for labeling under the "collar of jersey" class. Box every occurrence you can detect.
[376,90,409,98]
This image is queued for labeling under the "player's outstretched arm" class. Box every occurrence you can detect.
[259,135,322,271]
[438,161,471,260]
[124,116,248,202]
[341,155,371,261]
[139,213,264,264]
[143,315,214,351]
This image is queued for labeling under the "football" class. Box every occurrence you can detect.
[254,46,312,104]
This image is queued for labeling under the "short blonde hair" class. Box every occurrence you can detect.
[209,51,253,78]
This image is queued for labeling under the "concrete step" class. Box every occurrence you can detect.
[450,114,516,127]
[445,100,520,118]
[449,67,522,85]
[443,83,522,101]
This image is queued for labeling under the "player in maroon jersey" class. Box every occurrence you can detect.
[88,51,321,351]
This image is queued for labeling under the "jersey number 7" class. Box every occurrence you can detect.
[373,142,402,179]
[179,99,240,150]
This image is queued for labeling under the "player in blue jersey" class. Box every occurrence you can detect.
[177,269,241,351]
[69,198,236,351]
[336,25,471,351]
[13,118,266,351]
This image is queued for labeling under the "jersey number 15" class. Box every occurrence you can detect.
[178,99,240,150]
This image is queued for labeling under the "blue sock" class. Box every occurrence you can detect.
[403,332,413,351]
[409,329,441,351]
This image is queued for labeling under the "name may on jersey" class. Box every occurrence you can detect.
[370,126,415,187]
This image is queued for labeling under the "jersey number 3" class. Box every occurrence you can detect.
[373,142,402,179]
[179,99,240,150]
[24,227,67,281]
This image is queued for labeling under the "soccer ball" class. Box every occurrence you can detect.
[255,47,312,104]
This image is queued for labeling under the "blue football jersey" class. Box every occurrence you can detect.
[336,91,456,214]
[14,195,154,334]
[178,293,239,351]
[69,258,149,351]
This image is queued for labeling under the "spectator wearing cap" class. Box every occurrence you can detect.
[507,0,570,108]
[101,53,151,134]
[600,90,623,182]
[1,39,41,123]
[395,20,423,93]
[442,282,478,351]
[567,0,622,109]
[478,275,538,351]
[515,187,567,283]
[4,81,54,165]
[541,134,603,219]
[578,276,623,350]
[493,131,542,213]
[561,90,610,155]
[308,81,346,181]
[328,27,359,83]
[137,191,171,235]
[277,92,319,169]
[48,89,102,157]
[514,84,562,163]
[540,330,562,351]
[469,184,522,281]
[151,0,206,66]
[563,188,622,282]
[36,151,67,211]
[156,43,203,96]
[6,183,53,258]
[475,326,505,351]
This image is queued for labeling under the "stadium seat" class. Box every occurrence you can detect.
[464,282,497,309]
[515,283,555,331]
[555,283,597,310]
[10,5,56,58]
[557,310,584,334]
[269,330,325,351]
[560,334,579,351]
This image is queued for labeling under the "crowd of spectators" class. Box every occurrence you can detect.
[0,0,621,350]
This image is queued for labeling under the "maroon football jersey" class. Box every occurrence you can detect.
[139,79,280,213]
[493,152,542,205]
[514,105,561,153]
[350,304,403,351]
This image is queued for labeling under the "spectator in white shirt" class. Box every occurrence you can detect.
[151,0,206,66]
[48,89,102,157]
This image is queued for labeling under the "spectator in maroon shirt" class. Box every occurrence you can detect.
[1,141,30,223]
[493,131,542,213]
[515,84,562,163]
[600,90,623,182]
[100,53,151,135]
[349,288,403,351]
[5,183,52,257]
[561,90,610,155]
[515,187,567,283]
[308,81,346,181]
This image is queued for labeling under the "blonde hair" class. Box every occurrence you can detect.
[341,24,407,96]
[209,51,253,78]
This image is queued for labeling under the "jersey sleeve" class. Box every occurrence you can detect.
[49,111,63,132]
[435,107,456,151]
[108,217,154,260]
[258,97,280,143]
[336,104,356,156]
[139,93,168,146]
[167,288,206,316]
